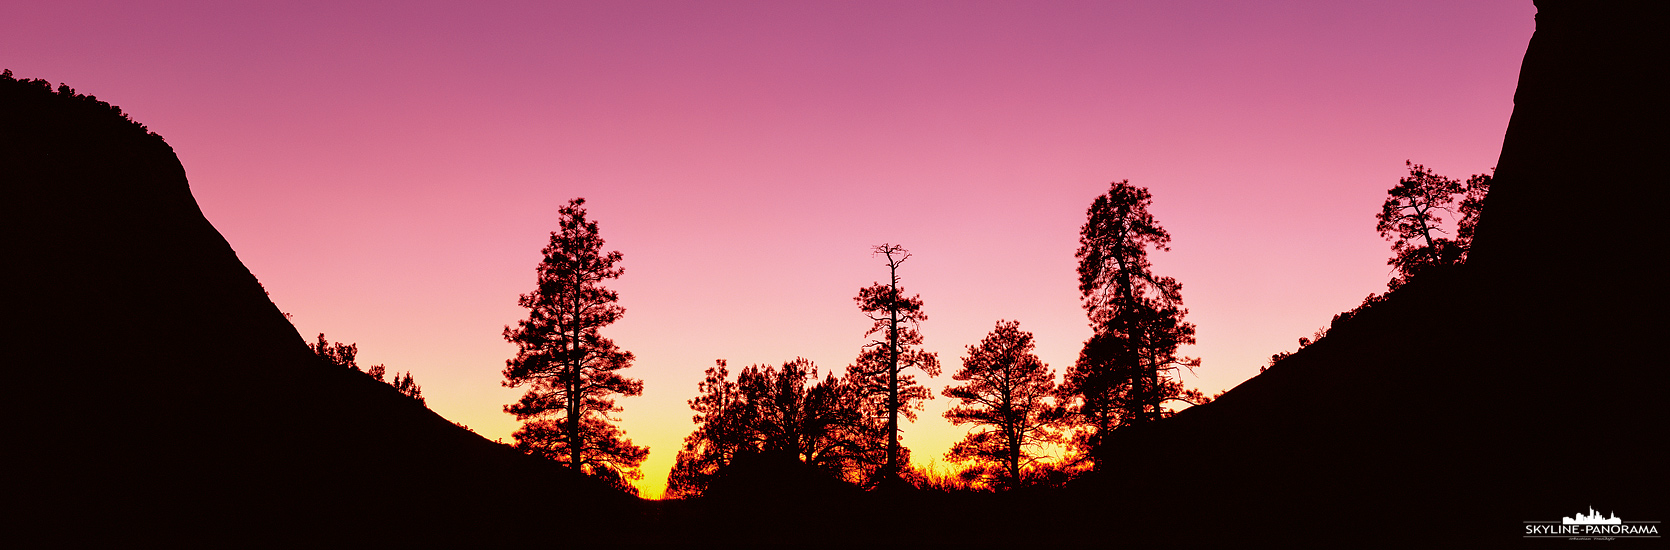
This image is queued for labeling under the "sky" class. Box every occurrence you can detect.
[2,0,1535,498]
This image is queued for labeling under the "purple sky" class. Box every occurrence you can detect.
[3,1,1535,497]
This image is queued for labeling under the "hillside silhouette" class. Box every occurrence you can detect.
[1,72,635,546]
[3,0,1661,547]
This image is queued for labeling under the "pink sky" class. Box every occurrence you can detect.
[3,1,1534,498]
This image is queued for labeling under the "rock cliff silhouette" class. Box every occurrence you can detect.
[1,72,634,546]
[1048,1,1664,546]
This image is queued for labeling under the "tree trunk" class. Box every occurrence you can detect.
[1004,378,1019,487]
[1002,416,1015,484]
[1415,205,1443,267]
[886,265,901,480]
[569,299,583,472]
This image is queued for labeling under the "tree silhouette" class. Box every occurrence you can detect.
[1375,162,1494,288]
[310,333,423,403]
[501,197,646,492]
[310,333,358,371]
[668,358,869,497]
[850,244,941,485]
[942,320,1062,490]
[390,371,424,404]
[1455,171,1492,262]
[1063,181,1199,469]
[666,360,751,499]
[739,358,869,475]
[1377,161,1464,286]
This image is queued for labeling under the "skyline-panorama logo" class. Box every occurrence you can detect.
[1525,507,1660,540]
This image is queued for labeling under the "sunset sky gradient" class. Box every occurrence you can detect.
[2,0,1535,498]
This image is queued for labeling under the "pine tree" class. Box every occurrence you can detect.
[1376,161,1494,288]
[1377,161,1464,287]
[1064,181,1199,469]
[942,320,1062,489]
[501,198,647,493]
[850,244,940,485]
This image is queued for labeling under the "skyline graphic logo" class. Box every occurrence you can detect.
[1565,507,1622,525]
[1525,507,1660,540]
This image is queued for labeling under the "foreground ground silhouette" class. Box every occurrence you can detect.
[3,1,1660,546]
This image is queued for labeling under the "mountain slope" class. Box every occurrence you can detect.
[1,71,635,546]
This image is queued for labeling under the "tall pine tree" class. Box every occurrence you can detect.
[1064,181,1199,470]
[851,244,939,485]
[502,198,647,493]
